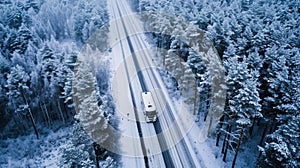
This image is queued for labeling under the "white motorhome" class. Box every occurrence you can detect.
[141,91,157,122]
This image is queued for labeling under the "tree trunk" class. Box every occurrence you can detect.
[257,118,261,126]
[40,102,49,126]
[232,125,244,168]
[163,54,165,67]
[28,109,39,139]
[204,113,207,122]
[204,99,208,121]
[259,124,268,146]
[93,143,101,168]
[63,103,69,119]
[21,90,39,139]
[268,124,274,134]
[221,124,229,153]
[269,115,277,134]
[258,124,268,158]
[12,109,25,134]
[204,92,210,121]
[43,102,51,125]
[216,115,225,146]
[39,102,46,123]
[193,79,198,115]
[249,118,255,136]
[223,124,232,162]
[57,99,65,124]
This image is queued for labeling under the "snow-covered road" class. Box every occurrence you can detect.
[107,0,207,167]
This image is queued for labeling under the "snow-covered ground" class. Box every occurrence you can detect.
[0,124,72,167]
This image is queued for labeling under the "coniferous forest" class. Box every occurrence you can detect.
[136,0,300,167]
[0,0,299,167]
[0,0,118,167]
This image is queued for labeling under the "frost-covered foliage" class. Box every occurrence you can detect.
[138,0,300,167]
[0,0,118,167]
[99,156,118,168]
[72,51,119,155]
[0,123,117,167]
[30,0,109,43]
[59,123,96,168]
[73,59,109,145]
[259,116,300,167]
[0,0,110,136]
[225,56,262,127]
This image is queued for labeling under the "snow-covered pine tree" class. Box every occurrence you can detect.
[39,44,59,83]
[259,115,300,167]
[3,21,32,55]
[37,44,59,120]
[225,55,250,100]
[75,90,109,144]
[73,58,110,146]
[198,47,226,142]
[222,54,262,165]
[261,45,297,133]
[0,23,7,51]
[229,74,262,167]
[60,65,74,108]
[4,2,24,29]
[99,156,118,168]
[6,64,39,138]
[59,123,96,168]
[0,52,10,129]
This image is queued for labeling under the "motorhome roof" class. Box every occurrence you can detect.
[142,92,156,111]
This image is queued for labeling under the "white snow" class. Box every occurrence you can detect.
[0,124,72,167]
